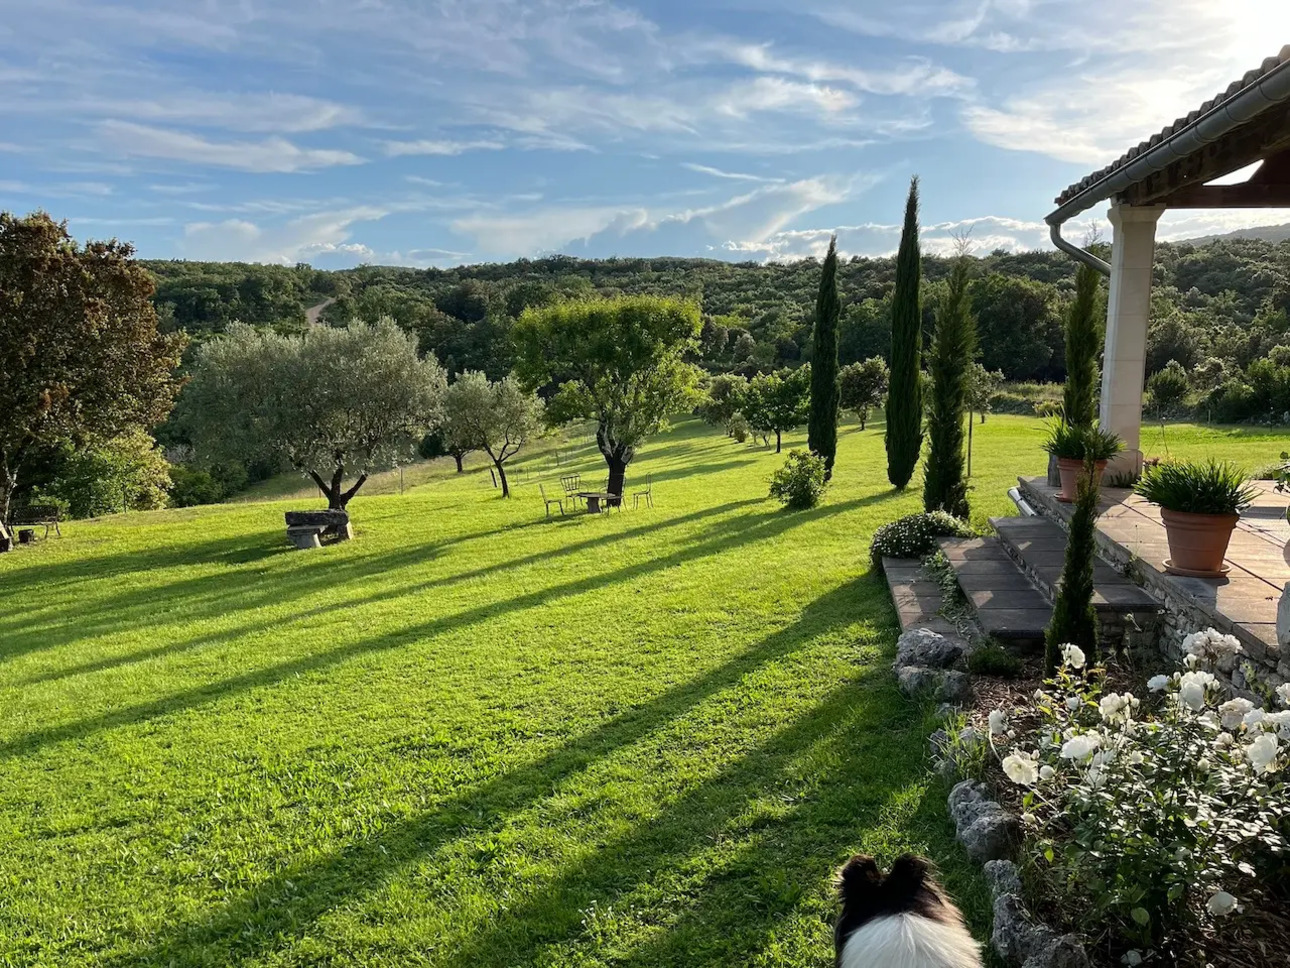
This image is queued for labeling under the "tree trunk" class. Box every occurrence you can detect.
[307,467,367,510]
[775,430,782,453]
[454,452,464,473]
[859,409,868,431]
[606,455,627,502]
[595,423,633,505]
[495,461,510,498]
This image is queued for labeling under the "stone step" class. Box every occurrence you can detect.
[938,537,1050,647]
[990,516,1162,615]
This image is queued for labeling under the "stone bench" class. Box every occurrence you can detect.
[284,510,352,550]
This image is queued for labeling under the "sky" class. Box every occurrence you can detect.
[3,0,1290,268]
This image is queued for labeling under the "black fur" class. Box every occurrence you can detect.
[833,854,962,967]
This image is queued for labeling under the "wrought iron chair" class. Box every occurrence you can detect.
[539,484,565,518]
[560,473,583,509]
[632,475,653,509]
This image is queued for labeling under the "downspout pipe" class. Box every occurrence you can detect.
[1044,50,1290,272]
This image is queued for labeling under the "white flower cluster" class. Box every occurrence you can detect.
[986,631,1290,950]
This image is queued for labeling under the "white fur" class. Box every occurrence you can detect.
[839,913,982,968]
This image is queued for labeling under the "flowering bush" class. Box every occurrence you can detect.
[989,630,1290,961]
[869,510,974,561]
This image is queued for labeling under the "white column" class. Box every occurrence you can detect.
[1100,201,1165,477]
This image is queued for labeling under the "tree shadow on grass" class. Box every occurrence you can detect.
[2,499,765,677]
[103,577,878,967]
[1,493,900,761]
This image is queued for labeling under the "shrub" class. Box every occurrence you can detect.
[768,450,828,510]
[968,643,1022,678]
[1207,379,1259,423]
[990,634,1290,956]
[1147,360,1191,415]
[869,511,974,561]
[1041,422,1123,461]
[988,391,1034,415]
[728,412,750,443]
[169,466,226,507]
[1134,459,1260,515]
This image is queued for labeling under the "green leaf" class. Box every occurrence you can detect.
[1131,907,1150,927]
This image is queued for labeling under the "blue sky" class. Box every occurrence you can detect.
[4,0,1289,267]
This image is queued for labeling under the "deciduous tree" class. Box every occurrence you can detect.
[808,236,841,477]
[742,366,811,453]
[514,295,701,497]
[0,212,185,521]
[181,318,447,511]
[886,177,924,489]
[442,372,544,498]
[838,357,889,430]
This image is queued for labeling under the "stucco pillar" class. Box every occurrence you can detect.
[1100,201,1165,477]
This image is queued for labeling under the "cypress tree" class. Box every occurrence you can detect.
[923,256,976,518]
[1062,263,1102,431]
[886,176,923,489]
[1044,454,1100,674]
[808,235,841,478]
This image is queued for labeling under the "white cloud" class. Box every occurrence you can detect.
[22,92,364,133]
[383,138,506,157]
[182,206,388,263]
[715,42,973,97]
[98,121,364,173]
[681,163,784,183]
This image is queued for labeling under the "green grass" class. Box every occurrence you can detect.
[0,416,1282,967]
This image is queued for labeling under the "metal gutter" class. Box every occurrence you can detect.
[1045,55,1290,271]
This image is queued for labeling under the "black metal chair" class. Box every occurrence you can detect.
[632,475,653,509]
[560,473,583,509]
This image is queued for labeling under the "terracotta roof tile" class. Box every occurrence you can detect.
[1054,46,1290,207]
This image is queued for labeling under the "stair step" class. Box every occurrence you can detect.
[990,516,1160,614]
[938,537,1050,645]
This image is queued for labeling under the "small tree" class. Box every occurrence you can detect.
[514,296,701,497]
[0,212,185,521]
[923,255,977,518]
[182,319,447,511]
[1148,360,1191,417]
[965,363,1003,424]
[1063,262,1103,431]
[1044,456,1100,673]
[742,366,811,453]
[808,235,841,477]
[41,429,172,518]
[838,357,889,430]
[442,372,544,498]
[886,177,924,489]
[698,373,748,435]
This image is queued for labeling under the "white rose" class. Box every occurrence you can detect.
[1264,710,1290,738]
[1060,644,1086,670]
[988,709,1007,735]
[1147,674,1169,692]
[1215,732,1235,748]
[1243,708,1266,729]
[1060,734,1100,761]
[1207,890,1239,916]
[1219,698,1254,730]
[1066,695,1081,711]
[1127,750,1145,765]
[1003,752,1039,787]
[1178,671,1215,712]
[1086,765,1106,790]
[1245,733,1279,773]
[1039,764,1055,780]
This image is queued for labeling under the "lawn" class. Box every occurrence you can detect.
[0,416,1283,967]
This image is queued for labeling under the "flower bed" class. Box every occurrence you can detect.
[943,631,1290,966]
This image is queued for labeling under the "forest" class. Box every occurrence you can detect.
[144,236,1290,405]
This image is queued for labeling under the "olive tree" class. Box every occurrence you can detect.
[442,372,544,497]
[181,318,447,510]
[514,295,701,497]
[741,366,811,453]
[0,212,185,521]
[838,357,889,430]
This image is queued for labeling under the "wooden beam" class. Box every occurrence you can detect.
[1157,182,1290,207]
[1121,104,1290,206]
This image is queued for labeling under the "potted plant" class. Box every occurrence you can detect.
[1042,423,1123,502]
[1134,460,1260,577]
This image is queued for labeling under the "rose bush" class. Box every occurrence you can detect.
[986,629,1290,962]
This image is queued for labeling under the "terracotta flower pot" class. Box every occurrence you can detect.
[1055,458,1108,503]
[1161,508,1239,577]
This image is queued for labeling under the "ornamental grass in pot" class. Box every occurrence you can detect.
[1134,460,1260,577]
[1042,423,1123,502]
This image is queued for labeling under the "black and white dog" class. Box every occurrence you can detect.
[834,854,983,968]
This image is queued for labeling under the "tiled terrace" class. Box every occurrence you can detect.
[1019,477,1288,663]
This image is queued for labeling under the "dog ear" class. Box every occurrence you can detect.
[882,854,931,897]
[836,854,882,903]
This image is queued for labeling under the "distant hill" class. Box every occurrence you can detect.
[1181,223,1290,245]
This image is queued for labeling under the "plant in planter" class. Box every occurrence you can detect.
[1134,460,1261,577]
[1041,422,1123,502]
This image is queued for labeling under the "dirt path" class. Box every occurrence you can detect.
[305,297,336,327]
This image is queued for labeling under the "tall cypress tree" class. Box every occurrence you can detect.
[923,255,976,518]
[1044,456,1100,673]
[1062,262,1102,431]
[886,176,923,489]
[808,235,841,478]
